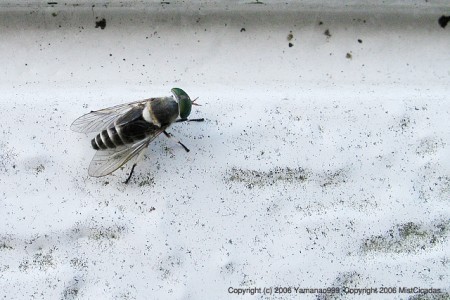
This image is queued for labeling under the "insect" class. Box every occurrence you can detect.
[71,88,204,183]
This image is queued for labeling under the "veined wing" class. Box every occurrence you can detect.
[88,131,164,177]
[71,99,148,133]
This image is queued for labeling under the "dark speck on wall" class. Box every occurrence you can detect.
[95,18,106,30]
[438,15,450,28]
[289,43,293,48]
[287,32,293,41]
[346,52,352,59]
[324,29,331,37]
[240,28,246,32]
[358,39,362,43]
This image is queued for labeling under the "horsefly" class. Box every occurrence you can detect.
[71,88,203,183]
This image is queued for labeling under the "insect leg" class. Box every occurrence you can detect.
[163,131,190,152]
[124,145,148,184]
[175,118,204,123]
[124,164,137,184]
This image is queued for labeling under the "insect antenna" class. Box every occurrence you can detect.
[192,97,201,106]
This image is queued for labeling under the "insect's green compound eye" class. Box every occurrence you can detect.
[171,87,192,119]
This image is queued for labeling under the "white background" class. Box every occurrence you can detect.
[0,1,449,299]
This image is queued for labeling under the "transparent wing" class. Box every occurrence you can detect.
[88,131,164,177]
[115,105,147,128]
[71,100,148,133]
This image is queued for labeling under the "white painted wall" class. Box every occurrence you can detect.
[0,2,449,299]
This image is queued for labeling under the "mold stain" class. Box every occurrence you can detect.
[88,225,126,241]
[361,220,449,254]
[319,168,348,188]
[226,166,350,189]
[19,247,57,272]
[226,167,308,189]
[415,137,445,156]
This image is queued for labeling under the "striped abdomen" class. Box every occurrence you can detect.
[91,97,179,150]
[91,119,161,150]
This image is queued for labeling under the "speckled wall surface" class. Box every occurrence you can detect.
[0,1,449,299]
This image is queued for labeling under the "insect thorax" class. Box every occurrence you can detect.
[146,97,179,127]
